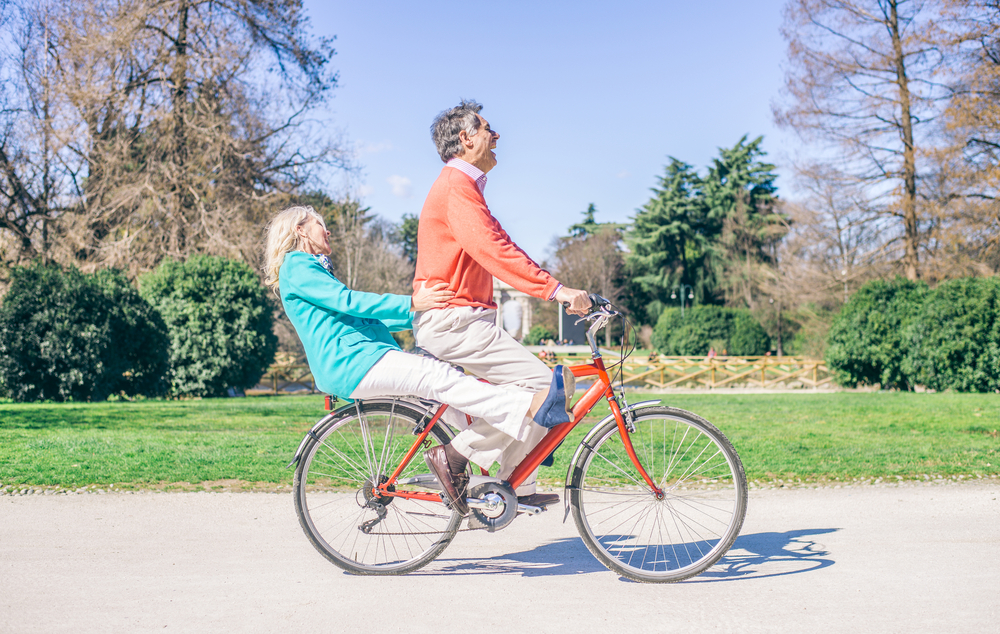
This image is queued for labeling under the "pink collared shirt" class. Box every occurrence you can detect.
[445,158,487,194]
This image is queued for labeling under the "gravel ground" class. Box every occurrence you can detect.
[1,480,998,633]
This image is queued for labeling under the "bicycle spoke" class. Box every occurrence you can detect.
[589,443,648,488]
[378,401,399,476]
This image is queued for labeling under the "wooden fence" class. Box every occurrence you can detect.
[537,353,833,389]
[250,352,833,394]
[247,353,317,396]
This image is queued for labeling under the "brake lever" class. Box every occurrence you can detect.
[575,310,613,326]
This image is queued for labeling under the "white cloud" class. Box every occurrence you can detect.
[616,170,630,179]
[356,140,393,156]
[387,175,412,198]
[357,184,374,198]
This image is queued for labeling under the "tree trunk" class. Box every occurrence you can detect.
[170,0,190,256]
[776,302,783,357]
[888,0,920,280]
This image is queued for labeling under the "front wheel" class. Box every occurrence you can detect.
[293,400,463,575]
[568,406,747,583]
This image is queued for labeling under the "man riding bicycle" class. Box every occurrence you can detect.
[412,100,592,514]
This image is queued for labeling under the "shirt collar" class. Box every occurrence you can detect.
[446,157,487,194]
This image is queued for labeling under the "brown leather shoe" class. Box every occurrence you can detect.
[424,445,469,516]
[517,492,560,508]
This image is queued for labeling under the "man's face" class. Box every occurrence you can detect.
[460,114,499,173]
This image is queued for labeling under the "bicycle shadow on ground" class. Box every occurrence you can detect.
[415,537,608,577]
[416,528,838,580]
[684,528,838,583]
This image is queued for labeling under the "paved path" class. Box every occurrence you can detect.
[2,482,998,633]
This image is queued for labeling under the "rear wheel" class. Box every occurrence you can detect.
[569,406,747,583]
[293,400,462,575]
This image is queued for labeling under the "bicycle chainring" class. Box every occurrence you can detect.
[467,482,517,533]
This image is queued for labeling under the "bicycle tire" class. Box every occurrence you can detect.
[568,406,747,583]
[293,400,463,575]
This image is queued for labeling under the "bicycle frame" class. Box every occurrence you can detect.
[375,350,665,504]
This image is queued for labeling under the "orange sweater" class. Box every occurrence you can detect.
[413,167,559,309]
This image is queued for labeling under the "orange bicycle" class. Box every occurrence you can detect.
[290,296,747,583]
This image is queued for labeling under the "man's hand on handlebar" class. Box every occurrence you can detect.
[555,286,592,316]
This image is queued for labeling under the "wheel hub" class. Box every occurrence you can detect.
[361,475,395,508]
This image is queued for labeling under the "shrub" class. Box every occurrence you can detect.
[824,277,928,389]
[140,255,277,397]
[902,277,1000,392]
[0,262,169,402]
[731,311,772,355]
[524,325,556,345]
[651,305,770,355]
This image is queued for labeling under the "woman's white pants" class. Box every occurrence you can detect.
[349,350,539,491]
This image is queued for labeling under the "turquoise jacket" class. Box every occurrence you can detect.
[279,251,414,400]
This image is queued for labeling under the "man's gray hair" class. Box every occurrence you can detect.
[431,100,483,163]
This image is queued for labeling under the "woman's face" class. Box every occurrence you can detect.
[296,216,332,255]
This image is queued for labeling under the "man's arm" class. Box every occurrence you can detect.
[446,184,592,313]
[446,183,585,304]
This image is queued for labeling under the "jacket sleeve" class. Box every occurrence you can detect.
[381,316,415,332]
[283,255,414,325]
[446,183,559,300]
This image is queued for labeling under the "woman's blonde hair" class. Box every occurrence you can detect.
[263,205,325,290]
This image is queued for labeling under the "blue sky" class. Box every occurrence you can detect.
[302,0,797,262]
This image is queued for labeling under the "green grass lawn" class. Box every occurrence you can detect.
[0,392,997,490]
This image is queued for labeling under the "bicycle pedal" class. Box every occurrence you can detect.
[516,503,543,515]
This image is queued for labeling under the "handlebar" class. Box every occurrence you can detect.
[556,293,621,354]
[560,293,612,313]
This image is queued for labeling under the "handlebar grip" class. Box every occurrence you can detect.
[564,294,611,311]
[588,293,610,309]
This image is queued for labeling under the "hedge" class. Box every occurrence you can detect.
[139,255,277,397]
[826,276,1000,392]
[0,262,169,402]
[651,305,770,356]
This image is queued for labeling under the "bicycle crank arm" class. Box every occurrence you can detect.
[465,492,504,512]
[464,494,543,515]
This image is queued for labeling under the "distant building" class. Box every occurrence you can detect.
[492,279,532,340]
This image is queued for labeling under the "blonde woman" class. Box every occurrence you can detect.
[264,206,574,515]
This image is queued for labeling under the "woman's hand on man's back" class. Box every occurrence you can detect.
[411,282,455,311]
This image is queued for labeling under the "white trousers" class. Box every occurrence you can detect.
[413,306,553,495]
[349,349,535,458]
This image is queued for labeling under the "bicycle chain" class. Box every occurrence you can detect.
[362,525,486,536]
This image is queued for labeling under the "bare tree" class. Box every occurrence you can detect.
[0,0,348,279]
[302,194,413,295]
[775,0,950,280]
[786,164,896,293]
[925,0,1000,275]
[759,166,897,357]
[715,194,790,310]
[350,218,414,295]
[551,226,625,345]
[0,0,70,276]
